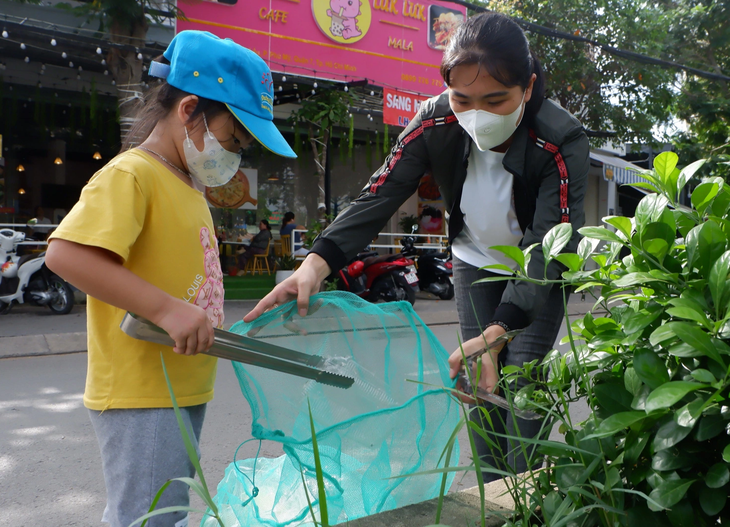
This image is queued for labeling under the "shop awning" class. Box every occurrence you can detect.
[590,152,646,185]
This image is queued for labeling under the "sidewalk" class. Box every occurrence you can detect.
[0,293,599,359]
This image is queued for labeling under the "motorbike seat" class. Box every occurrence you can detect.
[361,254,396,267]
[17,253,44,268]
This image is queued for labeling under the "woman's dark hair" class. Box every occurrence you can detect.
[260,219,271,230]
[440,12,545,120]
[282,212,295,224]
[122,56,233,151]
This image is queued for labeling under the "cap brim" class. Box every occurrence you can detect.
[226,103,297,158]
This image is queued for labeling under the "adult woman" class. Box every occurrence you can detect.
[237,219,272,273]
[247,12,589,480]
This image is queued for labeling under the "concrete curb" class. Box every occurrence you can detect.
[347,481,514,526]
[0,332,87,359]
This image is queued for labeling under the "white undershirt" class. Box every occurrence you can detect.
[451,147,523,274]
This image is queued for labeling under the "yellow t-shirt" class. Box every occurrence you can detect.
[50,149,224,410]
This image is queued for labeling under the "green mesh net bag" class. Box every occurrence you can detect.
[202,292,461,527]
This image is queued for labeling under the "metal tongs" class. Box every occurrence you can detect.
[455,329,542,420]
[120,312,355,389]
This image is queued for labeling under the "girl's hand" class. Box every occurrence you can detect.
[153,299,215,356]
[448,325,507,403]
[244,253,331,321]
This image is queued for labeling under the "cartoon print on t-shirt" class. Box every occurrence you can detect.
[194,227,225,328]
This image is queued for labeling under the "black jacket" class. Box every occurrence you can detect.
[311,93,589,331]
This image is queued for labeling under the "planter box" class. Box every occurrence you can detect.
[275,270,295,284]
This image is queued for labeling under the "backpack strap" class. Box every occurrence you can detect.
[528,129,570,223]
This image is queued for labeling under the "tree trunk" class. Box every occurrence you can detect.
[108,14,149,143]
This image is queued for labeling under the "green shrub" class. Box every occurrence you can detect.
[469,151,730,525]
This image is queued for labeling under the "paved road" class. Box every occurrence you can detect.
[0,295,591,526]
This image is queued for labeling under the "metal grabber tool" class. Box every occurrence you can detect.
[454,329,542,420]
[120,312,355,389]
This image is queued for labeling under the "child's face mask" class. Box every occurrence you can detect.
[183,114,242,187]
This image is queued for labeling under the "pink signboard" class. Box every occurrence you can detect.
[177,0,465,96]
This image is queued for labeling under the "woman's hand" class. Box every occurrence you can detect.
[448,324,507,403]
[153,298,214,356]
[244,253,331,322]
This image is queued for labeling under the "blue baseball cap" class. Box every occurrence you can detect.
[150,30,296,158]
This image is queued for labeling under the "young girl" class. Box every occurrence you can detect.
[246,12,589,482]
[46,31,295,527]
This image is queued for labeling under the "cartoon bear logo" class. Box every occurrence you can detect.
[313,0,371,44]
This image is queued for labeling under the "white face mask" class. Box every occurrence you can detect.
[183,115,242,188]
[454,91,526,152]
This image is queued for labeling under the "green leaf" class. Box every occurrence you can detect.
[695,414,726,441]
[677,158,706,195]
[669,322,724,366]
[604,215,633,238]
[613,272,660,287]
[577,236,600,261]
[594,382,634,413]
[685,225,701,272]
[477,264,515,275]
[698,220,727,276]
[624,367,643,397]
[641,222,676,261]
[653,418,693,451]
[586,411,646,438]
[699,485,727,516]
[542,223,573,263]
[648,478,694,512]
[636,194,669,232]
[578,226,625,244]
[665,307,712,329]
[623,307,664,335]
[654,151,679,183]
[691,369,716,383]
[645,382,705,413]
[555,253,582,272]
[706,463,730,488]
[633,348,670,389]
[649,324,676,346]
[709,250,730,319]
[651,448,693,472]
[489,245,524,270]
[723,444,730,463]
[691,181,720,214]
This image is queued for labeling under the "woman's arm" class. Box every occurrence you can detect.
[46,239,214,356]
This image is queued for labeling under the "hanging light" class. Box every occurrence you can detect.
[282,75,287,82]
[62,51,67,59]
[18,188,26,195]
[344,86,349,92]
[78,66,83,72]
[54,157,63,165]
[278,86,282,92]
[96,47,102,55]
[20,43,26,50]
[137,52,143,60]
[2,30,8,38]
[69,61,73,68]
[93,151,102,160]
[101,59,106,65]
[311,89,316,95]
[313,82,318,88]
[51,38,57,46]
[17,164,25,172]
[104,70,109,75]
[24,57,29,63]
[111,80,116,86]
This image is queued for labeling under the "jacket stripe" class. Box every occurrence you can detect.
[529,130,570,223]
[369,115,458,193]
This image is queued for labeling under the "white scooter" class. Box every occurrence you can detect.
[0,228,74,315]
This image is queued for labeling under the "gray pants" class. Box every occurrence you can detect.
[89,404,207,527]
[453,257,565,483]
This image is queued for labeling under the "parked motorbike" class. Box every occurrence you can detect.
[399,230,454,300]
[0,228,74,315]
[335,249,419,305]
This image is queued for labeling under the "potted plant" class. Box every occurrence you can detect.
[398,214,419,234]
[275,254,298,284]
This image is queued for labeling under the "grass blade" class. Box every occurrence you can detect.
[308,399,329,527]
